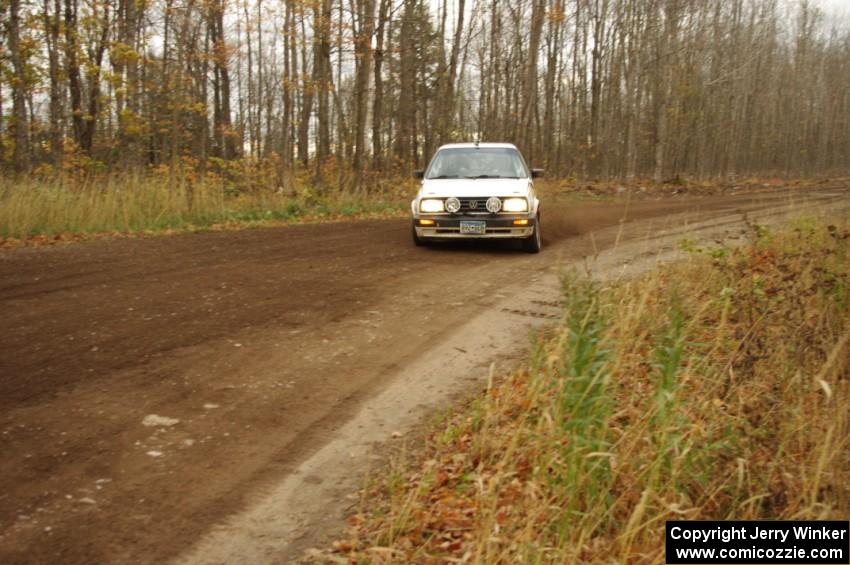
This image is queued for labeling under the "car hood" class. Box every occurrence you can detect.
[419,178,531,198]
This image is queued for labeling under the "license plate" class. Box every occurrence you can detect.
[459,221,486,235]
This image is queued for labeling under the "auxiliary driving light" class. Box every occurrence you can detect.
[445,197,462,214]
[420,199,444,213]
[486,197,502,213]
[513,219,529,226]
[419,219,435,226]
[502,198,529,212]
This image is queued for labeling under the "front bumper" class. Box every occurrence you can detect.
[412,214,536,239]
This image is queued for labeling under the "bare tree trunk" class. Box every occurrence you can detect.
[243,0,256,158]
[589,0,609,175]
[335,0,349,164]
[543,0,563,171]
[624,0,643,180]
[371,0,390,170]
[6,0,30,171]
[281,0,294,167]
[256,0,265,158]
[210,0,237,160]
[436,0,465,145]
[395,0,418,166]
[113,0,140,166]
[44,0,63,168]
[654,0,678,183]
[79,0,110,156]
[63,0,87,155]
[352,0,375,184]
[519,0,545,164]
[314,0,332,177]
[297,8,313,167]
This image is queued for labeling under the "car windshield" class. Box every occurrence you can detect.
[425,147,529,180]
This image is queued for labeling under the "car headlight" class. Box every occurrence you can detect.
[486,197,502,213]
[502,198,529,212]
[419,199,444,213]
[445,197,461,213]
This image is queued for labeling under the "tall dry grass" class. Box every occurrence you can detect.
[0,172,411,239]
[331,218,850,563]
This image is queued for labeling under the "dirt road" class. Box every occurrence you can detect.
[0,185,846,563]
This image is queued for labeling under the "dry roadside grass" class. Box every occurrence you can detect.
[0,173,412,247]
[318,217,850,563]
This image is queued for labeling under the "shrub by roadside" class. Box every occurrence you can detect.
[323,218,850,563]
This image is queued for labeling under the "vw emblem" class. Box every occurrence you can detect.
[468,200,478,209]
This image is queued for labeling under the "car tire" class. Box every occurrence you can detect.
[412,225,429,247]
[522,215,541,253]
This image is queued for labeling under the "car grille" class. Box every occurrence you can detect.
[459,197,491,214]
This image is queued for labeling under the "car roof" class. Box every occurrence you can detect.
[436,142,519,151]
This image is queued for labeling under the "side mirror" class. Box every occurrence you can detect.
[531,168,544,178]
[413,170,425,179]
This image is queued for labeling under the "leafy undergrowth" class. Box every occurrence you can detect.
[323,218,850,563]
[0,173,411,248]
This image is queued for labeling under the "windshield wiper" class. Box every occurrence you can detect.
[428,175,459,179]
[466,175,519,179]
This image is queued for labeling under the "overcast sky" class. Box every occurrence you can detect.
[817,0,850,16]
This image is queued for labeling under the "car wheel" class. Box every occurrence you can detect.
[412,225,428,247]
[522,215,541,253]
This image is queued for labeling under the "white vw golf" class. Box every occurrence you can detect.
[411,143,542,253]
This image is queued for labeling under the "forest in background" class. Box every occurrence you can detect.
[2,0,850,189]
